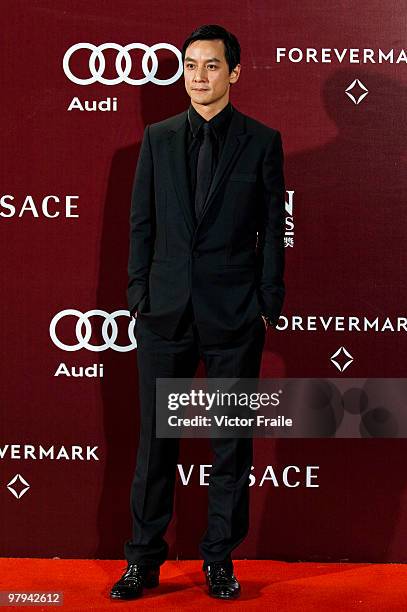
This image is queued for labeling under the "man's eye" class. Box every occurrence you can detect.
[207,64,217,69]
[186,63,195,69]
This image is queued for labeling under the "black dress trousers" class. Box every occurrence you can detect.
[124,301,266,569]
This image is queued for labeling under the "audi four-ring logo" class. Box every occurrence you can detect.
[63,42,183,85]
[50,309,137,352]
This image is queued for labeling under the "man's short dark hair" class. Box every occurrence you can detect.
[181,24,241,73]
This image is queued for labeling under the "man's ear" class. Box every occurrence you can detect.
[229,64,241,84]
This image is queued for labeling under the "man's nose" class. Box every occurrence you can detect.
[194,67,207,81]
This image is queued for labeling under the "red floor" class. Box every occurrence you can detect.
[0,559,406,610]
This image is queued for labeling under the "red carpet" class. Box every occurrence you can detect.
[0,559,406,610]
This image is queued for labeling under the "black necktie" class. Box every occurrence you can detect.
[195,122,214,220]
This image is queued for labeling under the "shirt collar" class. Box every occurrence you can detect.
[187,101,233,139]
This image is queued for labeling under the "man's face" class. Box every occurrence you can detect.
[183,39,240,107]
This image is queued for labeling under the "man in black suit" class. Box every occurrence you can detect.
[111,24,285,601]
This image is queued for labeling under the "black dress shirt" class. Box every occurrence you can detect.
[185,101,234,207]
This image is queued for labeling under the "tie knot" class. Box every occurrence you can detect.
[201,121,213,139]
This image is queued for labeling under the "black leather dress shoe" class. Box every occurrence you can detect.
[205,561,241,599]
[110,562,160,600]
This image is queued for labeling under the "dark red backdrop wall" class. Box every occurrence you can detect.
[1,0,406,561]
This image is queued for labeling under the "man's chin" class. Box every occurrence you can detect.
[191,94,213,105]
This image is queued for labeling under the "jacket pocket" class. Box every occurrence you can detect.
[229,172,257,182]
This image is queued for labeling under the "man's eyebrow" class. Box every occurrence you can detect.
[184,56,222,63]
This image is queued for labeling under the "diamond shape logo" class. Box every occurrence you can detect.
[345,79,369,104]
[330,346,354,372]
[7,474,30,499]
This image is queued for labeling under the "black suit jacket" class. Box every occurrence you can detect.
[127,105,285,345]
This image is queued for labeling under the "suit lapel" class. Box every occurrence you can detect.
[167,112,195,234]
[167,107,250,234]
